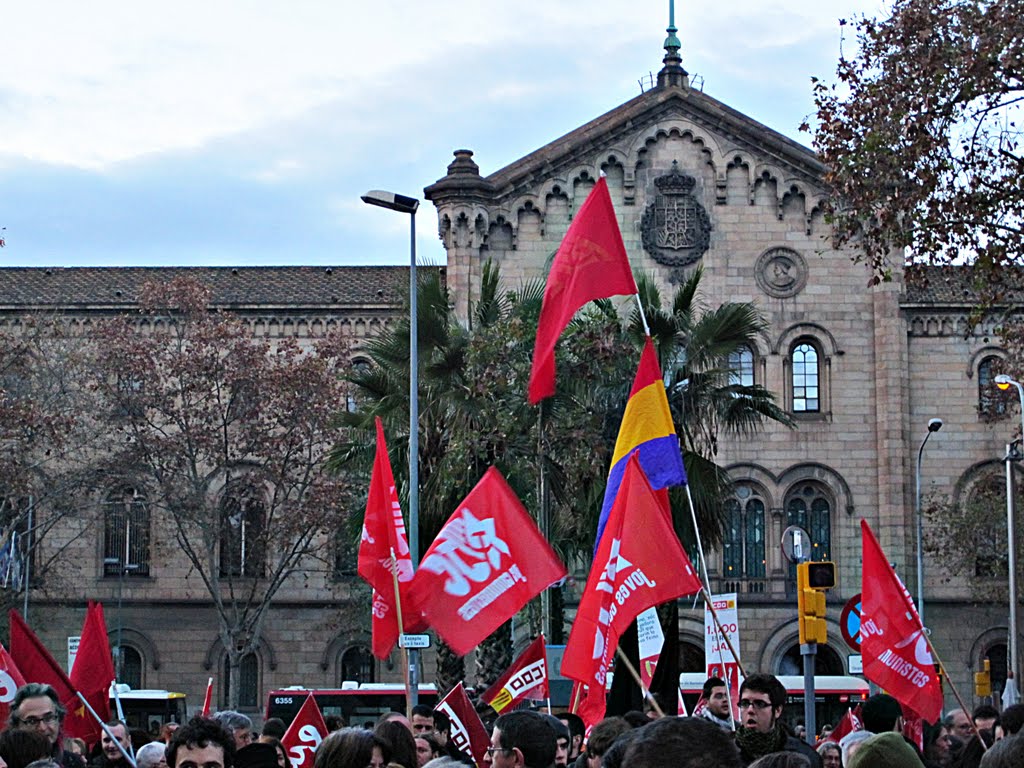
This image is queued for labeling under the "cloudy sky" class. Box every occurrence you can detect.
[0,0,883,268]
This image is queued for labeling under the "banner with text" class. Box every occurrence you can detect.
[705,593,741,685]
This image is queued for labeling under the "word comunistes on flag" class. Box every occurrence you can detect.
[434,683,490,767]
[527,176,638,405]
[561,453,702,729]
[358,416,418,660]
[281,694,329,768]
[860,520,943,724]
[409,467,567,657]
[481,635,549,714]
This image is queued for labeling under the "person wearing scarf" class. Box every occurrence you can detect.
[734,674,821,767]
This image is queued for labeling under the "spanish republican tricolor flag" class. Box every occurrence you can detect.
[481,635,549,713]
[595,336,686,547]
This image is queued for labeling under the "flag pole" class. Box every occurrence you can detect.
[685,485,747,679]
[110,681,136,761]
[390,546,413,720]
[76,693,137,768]
[922,634,989,751]
[201,677,214,716]
[614,647,664,717]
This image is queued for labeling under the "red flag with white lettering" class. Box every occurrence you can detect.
[860,520,943,723]
[561,453,702,729]
[827,704,863,743]
[281,694,329,768]
[358,417,417,659]
[409,467,567,656]
[434,683,490,767]
[0,641,26,724]
[481,635,549,714]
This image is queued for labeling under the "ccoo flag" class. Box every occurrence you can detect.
[860,520,943,723]
[481,635,549,713]
[596,336,686,548]
[527,176,637,405]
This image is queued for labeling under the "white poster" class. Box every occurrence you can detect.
[704,593,740,682]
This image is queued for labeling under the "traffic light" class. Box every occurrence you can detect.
[797,561,835,645]
[975,659,992,697]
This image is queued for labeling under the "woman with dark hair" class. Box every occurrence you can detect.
[374,722,416,768]
[314,729,390,768]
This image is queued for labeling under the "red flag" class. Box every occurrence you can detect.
[358,417,417,659]
[434,683,490,767]
[827,704,863,743]
[8,609,94,740]
[527,176,637,404]
[281,694,329,768]
[69,602,115,745]
[410,467,566,656]
[0,641,27,724]
[481,635,549,714]
[860,520,943,723]
[561,453,702,728]
[201,677,214,716]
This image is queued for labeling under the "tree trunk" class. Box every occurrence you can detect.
[434,640,465,699]
[225,645,241,710]
[475,620,513,690]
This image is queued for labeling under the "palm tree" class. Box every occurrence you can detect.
[616,266,793,712]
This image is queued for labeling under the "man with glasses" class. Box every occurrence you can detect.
[734,674,820,766]
[8,683,85,768]
[483,711,556,768]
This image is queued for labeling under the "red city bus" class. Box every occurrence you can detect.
[265,685,438,728]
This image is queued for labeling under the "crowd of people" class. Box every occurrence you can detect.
[3,678,1024,768]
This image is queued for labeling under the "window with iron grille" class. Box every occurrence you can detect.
[978,356,1010,417]
[223,652,259,709]
[103,486,150,577]
[219,487,265,578]
[340,645,374,684]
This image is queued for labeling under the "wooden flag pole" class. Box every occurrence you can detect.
[390,546,413,720]
[924,634,989,752]
[615,646,664,717]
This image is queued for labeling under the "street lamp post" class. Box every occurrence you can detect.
[995,374,1024,691]
[915,418,943,629]
[361,189,420,706]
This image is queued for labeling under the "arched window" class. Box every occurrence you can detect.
[978,356,1009,417]
[722,485,766,593]
[985,643,1008,700]
[119,645,143,690]
[728,346,755,388]
[791,342,820,413]
[679,641,705,673]
[223,652,260,709]
[340,645,374,684]
[779,643,844,676]
[785,483,832,593]
[346,358,373,414]
[103,486,150,577]
[220,485,265,578]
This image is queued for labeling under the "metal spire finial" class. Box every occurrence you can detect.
[664,0,681,53]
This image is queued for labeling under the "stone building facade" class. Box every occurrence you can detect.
[424,37,1020,706]
[0,266,436,716]
[1,34,1019,720]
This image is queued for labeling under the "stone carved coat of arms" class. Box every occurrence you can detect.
[640,162,712,267]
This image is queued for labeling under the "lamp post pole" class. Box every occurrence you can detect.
[995,375,1024,688]
[915,418,943,629]
[361,190,420,706]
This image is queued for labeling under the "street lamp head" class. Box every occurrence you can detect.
[361,190,419,214]
[995,373,1017,391]
[927,418,943,433]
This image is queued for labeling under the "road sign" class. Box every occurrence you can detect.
[839,593,862,651]
[848,654,863,674]
[781,526,811,564]
[399,634,431,649]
